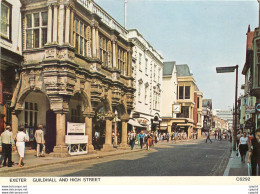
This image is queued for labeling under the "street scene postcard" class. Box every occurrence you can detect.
[0,0,260,193]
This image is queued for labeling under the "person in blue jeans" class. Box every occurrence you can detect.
[139,131,145,149]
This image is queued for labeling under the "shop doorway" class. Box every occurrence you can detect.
[45,109,56,153]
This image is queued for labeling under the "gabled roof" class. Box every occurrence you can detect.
[176,64,192,77]
[163,61,176,76]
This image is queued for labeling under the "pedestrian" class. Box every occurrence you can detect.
[215,132,217,139]
[248,128,260,176]
[0,125,14,167]
[167,132,170,142]
[248,132,254,144]
[238,132,249,163]
[15,126,29,167]
[147,133,152,151]
[34,124,45,157]
[136,133,140,146]
[152,133,156,147]
[139,131,145,149]
[236,131,241,150]
[205,132,212,143]
[129,130,135,150]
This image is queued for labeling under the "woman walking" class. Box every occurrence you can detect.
[15,127,29,167]
[238,132,249,163]
[147,133,152,151]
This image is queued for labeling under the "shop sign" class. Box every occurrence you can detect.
[246,106,255,114]
[132,112,140,118]
[67,122,85,134]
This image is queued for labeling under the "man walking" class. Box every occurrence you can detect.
[34,124,45,157]
[0,125,14,167]
[205,132,212,143]
[139,131,145,149]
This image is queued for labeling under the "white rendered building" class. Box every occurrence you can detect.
[128,29,164,131]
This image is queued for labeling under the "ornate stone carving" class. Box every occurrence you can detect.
[45,48,57,59]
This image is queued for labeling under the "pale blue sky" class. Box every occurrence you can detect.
[95,0,258,110]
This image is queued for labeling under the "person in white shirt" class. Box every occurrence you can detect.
[15,127,29,167]
[238,132,249,163]
[0,126,14,167]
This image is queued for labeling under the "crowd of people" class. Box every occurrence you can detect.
[0,124,45,168]
[127,130,190,150]
[235,129,260,176]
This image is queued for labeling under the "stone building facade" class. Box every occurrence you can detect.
[11,0,135,156]
[128,29,163,132]
[0,0,23,134]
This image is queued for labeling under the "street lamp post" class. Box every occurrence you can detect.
[216,65,238,151]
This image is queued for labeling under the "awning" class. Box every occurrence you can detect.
[128,119,146,128]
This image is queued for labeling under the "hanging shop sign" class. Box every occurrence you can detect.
[246,106,255,114]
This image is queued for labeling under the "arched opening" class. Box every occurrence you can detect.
[93,106,106,150]
[17,91,53,150]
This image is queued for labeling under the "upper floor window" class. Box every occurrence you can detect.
[1,2,11,41]
[100,36,108,66]
[139,53,142,71]
[118,48,126,75]
[185,86,190,99]
[145,85,148,104]
[26,12,47,49]
[179,86,184,99]
[154,64,156,81]
[145,59,148,74]
[158,68,161,82]
[197,97,200,108]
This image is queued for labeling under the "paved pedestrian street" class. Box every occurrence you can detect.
[1,139,231,177]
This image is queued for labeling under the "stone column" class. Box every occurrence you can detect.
[52,113,70,157]
[85,115,96,153]
[65,5,70,44]
[53,5,58,43]
[101,115,115,152]
[113,121,118,146]
[70,10,74,46]
[92,26,96,57]
[47,5,53,43]
[119,114,130,149]
[96,28,99,59]
[11,112,18,138]
[112,40,116,69]
[58,4,65,45]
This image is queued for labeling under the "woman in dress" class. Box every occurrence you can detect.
[15,127,29,167]
[147,133,152,151]
[238,132,249,163]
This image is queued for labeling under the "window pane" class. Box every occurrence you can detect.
[34,103,38,111]
[25,111,28,125]
[75,34,79,53]
[34,112,37,127]
[34,29,39,48]
[41,28,47,46]
[75,19,78,33]
[185,86,190,99]
[80,37,83,54]
[1,4,9,36]
[29,111,33,126]
[80,22,83,35]
[179,86,183,99]
[41,12,48,26]
[26,29,33,49]
[34,13,39,27]
[26,14,32,28]
[30,103,33,110]
[25,102,29,109]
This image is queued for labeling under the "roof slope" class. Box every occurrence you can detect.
[176,64,192,77]
[163,61,176,76]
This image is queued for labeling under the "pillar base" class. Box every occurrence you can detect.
[101,144,116,152]
[50,145,70,158]
[117,143,131,150]
[88,144,97,154]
